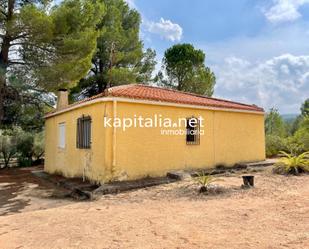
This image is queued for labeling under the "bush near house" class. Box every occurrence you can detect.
[273,151,309,175]
[0,128,44,168]
[265,100,309,158]
[0,130,18,168]
[265,135,286,157]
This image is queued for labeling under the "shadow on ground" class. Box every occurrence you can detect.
[0,166,72,216]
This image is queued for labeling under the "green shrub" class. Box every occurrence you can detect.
[265,135,286,157]
[293,117,309,152]
[16,130,34,166]
[284,136,304,156]
[0,128,45,168]
[274,151,309,175]
[33,131,45,161]
[0,130,18,168]
[17,157,33,167]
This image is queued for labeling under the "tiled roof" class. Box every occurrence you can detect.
[106,84,264,112]
[48,84,264,116]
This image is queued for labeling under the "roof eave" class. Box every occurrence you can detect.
[44,96,264,119]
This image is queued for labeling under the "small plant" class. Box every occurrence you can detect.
[274,151,309,175]
[195,172,221,193]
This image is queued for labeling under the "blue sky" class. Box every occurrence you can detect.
[54,0,309,113]
[127,0,309,114]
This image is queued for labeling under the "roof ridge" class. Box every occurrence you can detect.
[133,84,260,109]
[46,83,264,116]
[107,84,138,93]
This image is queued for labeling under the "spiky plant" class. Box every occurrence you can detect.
[275,151,309,175]
[195,172,221,193]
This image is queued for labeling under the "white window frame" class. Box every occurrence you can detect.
[58,122,66,149]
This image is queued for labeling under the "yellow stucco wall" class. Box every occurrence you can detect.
[45,102,114,183]
[45,99,265,183]
[114,102,265,180]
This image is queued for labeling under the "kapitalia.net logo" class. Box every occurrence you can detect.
[103,114,205,136]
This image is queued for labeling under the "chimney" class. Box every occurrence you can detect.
[56,89,68,110]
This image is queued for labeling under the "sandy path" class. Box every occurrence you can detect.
[0,172,308,249]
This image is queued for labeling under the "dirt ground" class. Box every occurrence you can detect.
[0,166,73,216]
[0,167,308,249]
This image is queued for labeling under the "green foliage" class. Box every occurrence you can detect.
[265,108,289,157]
[265,108,286,137]
[2,75,53,130]
[156,43,216,96]
[266,116,309,157]
[33,131,45,161]
[1,0,105,125]
[70,0,154,99]
[0,130,18,168]
[182,66,216,96]
[289,115,303,135]
[274,151,309,175]
[20,0,106,91]
[0,128,45,168]
[293,117,309,152]
[136,48,157,84]
[16,130,35,165]
[195,172,222,192]
[265,135,286,157]
[195,172,216,187]
[301,98,309,117]
[280,116,309,156]
[270,99,309,158]
[284,136,305,157]
[107,68,137,86]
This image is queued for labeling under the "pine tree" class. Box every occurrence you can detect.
[155,43,216,96]
[0,0,105,125]
[70,0,156,100]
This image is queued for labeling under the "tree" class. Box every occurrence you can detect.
[0,130,17,169]
[1,74,54,130]
[265,108,286,137]
[293,116,309,152]
[301,98,309,117]
[156,43,216,96]
[136,48,157,83]
[289,115,303,135]
[0,0,105,125]
[70,0,155,100]
[16,129,34,166]
[265,135,285,157]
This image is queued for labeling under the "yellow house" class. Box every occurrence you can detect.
[44,84,265,183]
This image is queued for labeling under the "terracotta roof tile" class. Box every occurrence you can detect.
[106,84,264,112]
[48,84,264,116]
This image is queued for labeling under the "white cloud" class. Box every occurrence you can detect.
[212,54,309,113]
[196,22,309,113]
[145,18,183,42]
[264,0,309,23]
[199,23,309,65]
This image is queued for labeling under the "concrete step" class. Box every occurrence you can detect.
[240,159,278,168]
[93,177,177,197]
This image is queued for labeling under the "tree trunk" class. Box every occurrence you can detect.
[1,151,9,169]
[0,0,15,124]
[0,72,5,125]
[97,77,103,93]
[0,40,10,124]
[97,59,108,93]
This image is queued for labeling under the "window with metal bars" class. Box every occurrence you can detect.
[186,117,200,145]
[76,115,91,149]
